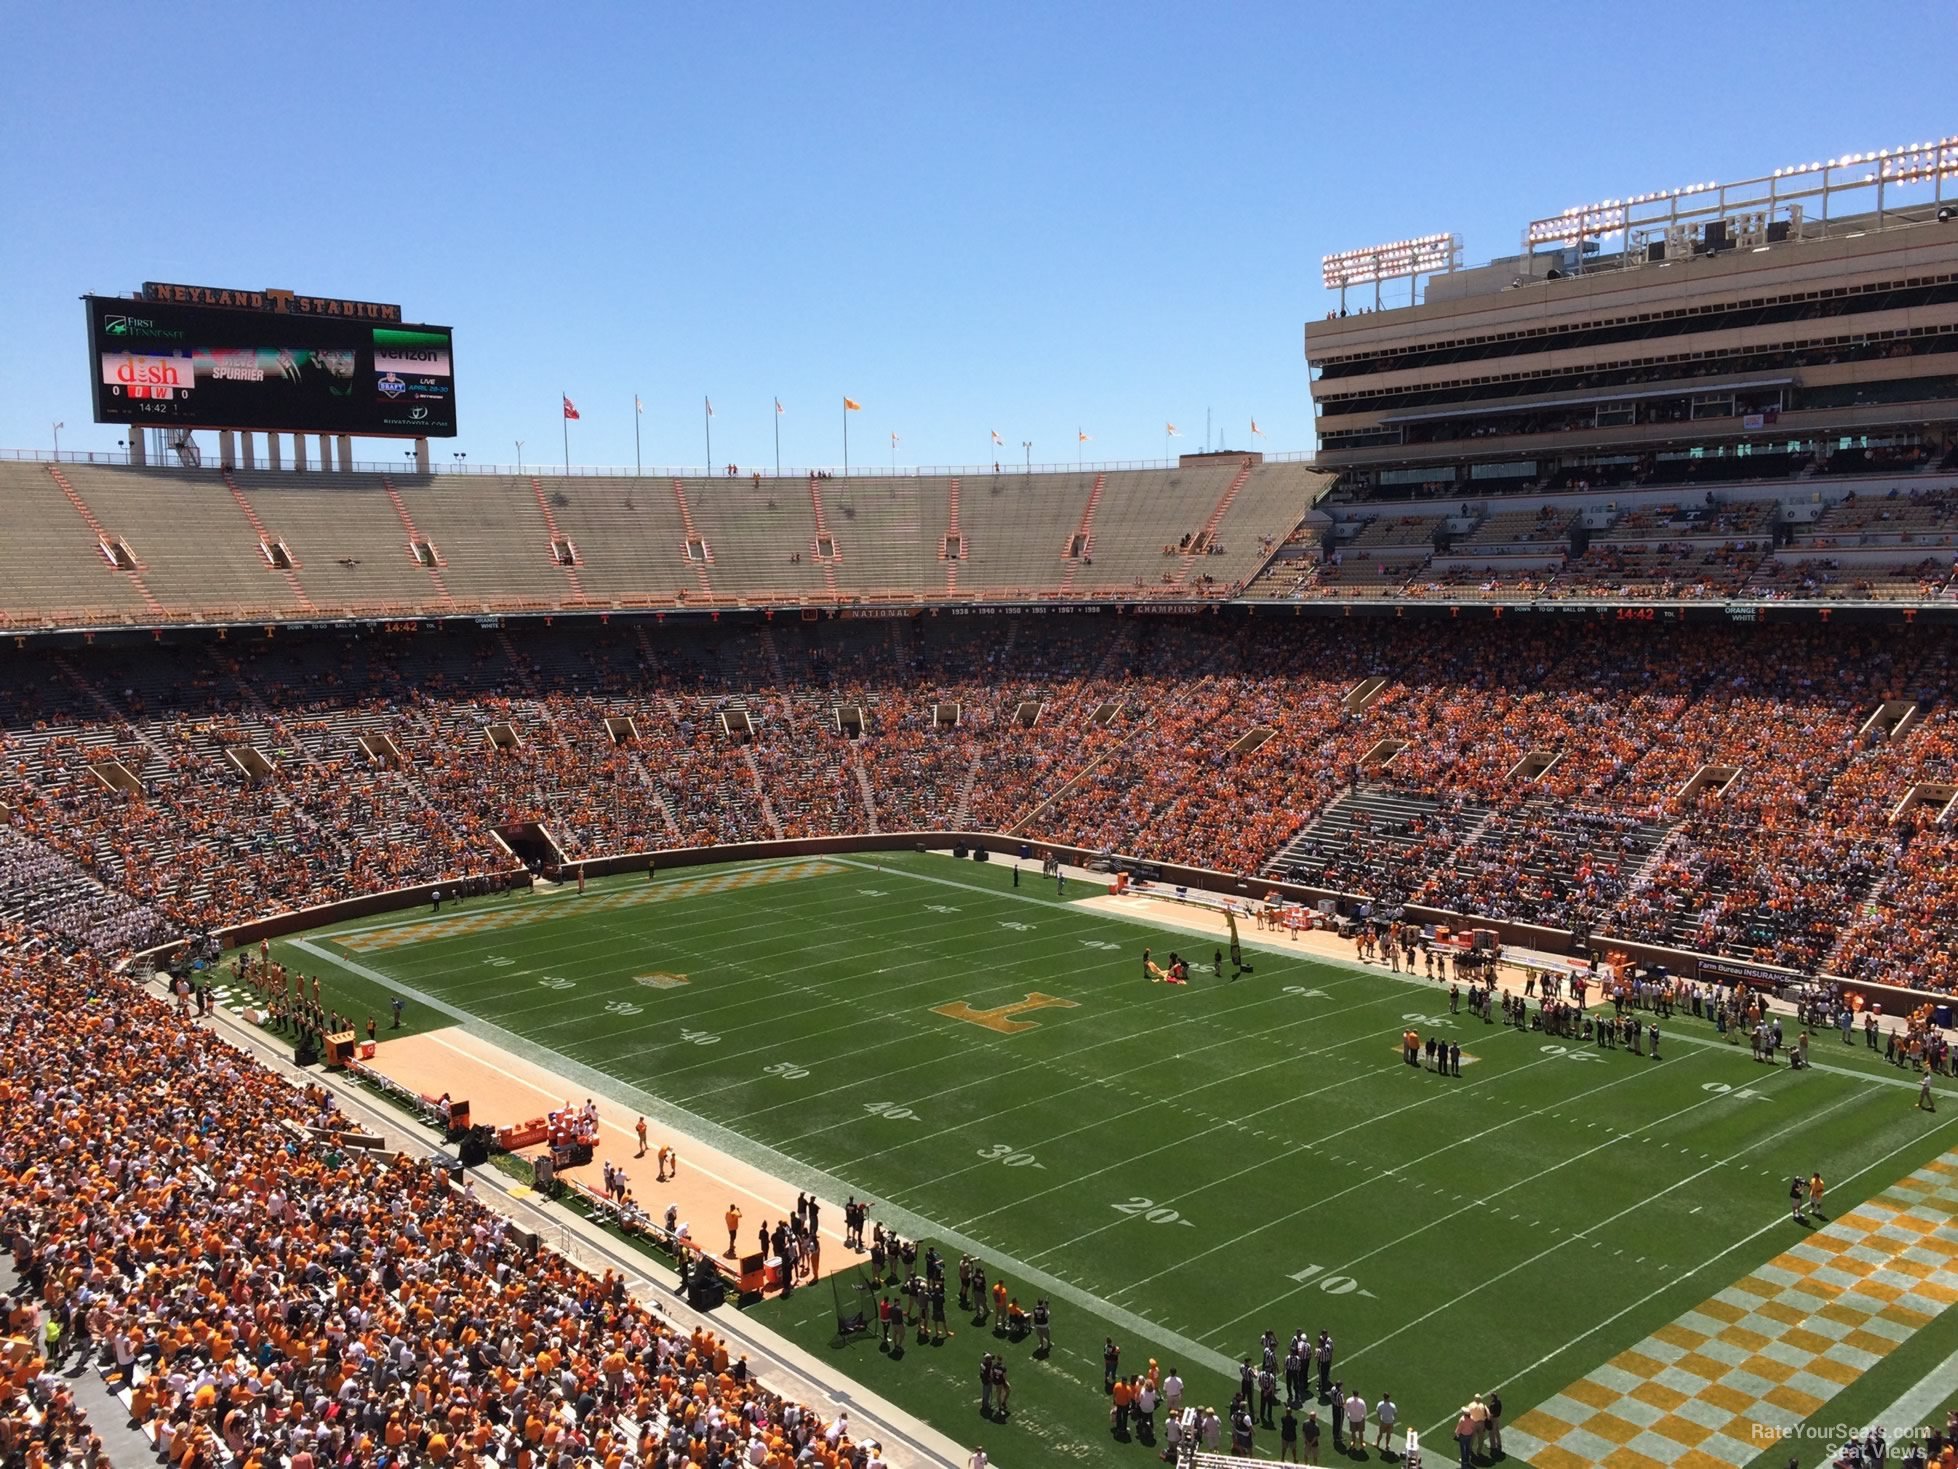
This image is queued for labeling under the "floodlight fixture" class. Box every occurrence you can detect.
[1525,203,1628,248]
[1320,232,1460,290]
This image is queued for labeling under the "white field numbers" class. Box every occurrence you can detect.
[1287,1262,1378,1299]
[864,1101,920,1121]
[677,1028,720,1046]
[1403,1011,1457,1029]
[1112,1196,1196,1228]
[602,999,643,1016]
[1539,1043,1602,1063]
[1282,986,1330,999]
[976,1143,1046,1170]
[1702,1081,1771,1102]
[538,976,575,991]
[485,955,516,968]
[763,1061,811,1080]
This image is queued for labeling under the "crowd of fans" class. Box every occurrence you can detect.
[9,610,1958,1467]
[9,617,1958,992]
[0,945,900,1469]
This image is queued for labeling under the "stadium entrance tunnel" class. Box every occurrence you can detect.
[495,822,568,875]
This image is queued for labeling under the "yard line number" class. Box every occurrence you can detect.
[1112,1195,1196,1228]
[1287,1262,1377,1299]
[976,1143,1046,1170]
[1539,1043,1603,1064]
[1702,1081,1771,1102]
[864,1101,921,1122]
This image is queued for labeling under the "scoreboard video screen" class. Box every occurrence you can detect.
[85,295,457,437]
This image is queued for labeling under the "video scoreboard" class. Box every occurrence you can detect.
[84,287,457,437]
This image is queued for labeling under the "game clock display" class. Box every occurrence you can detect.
[85,295,457,437]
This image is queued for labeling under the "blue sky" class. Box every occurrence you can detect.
[1,1,1950,471]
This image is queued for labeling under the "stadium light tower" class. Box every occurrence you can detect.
[1321,232,1461,311]
[1022,440,1032,474]
[515,440,524,475]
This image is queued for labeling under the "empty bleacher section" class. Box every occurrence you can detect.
[24,459,1958,614]
[0,462,161,626]
[680,476,827,600]
[956,470,1095,598]
[229,470,448,610]
[533,474,705,602]
[61,464,312,619]
[394,475,572,605]
[823,476,940,596]
[0,460,1328,621]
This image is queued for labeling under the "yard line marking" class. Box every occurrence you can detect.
[1139,1051,1735,1334]
[816,974,1422,1171]
[284,935,1270,1380]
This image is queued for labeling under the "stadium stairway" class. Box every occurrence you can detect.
[1265,787,1487,893]
[1172,458,1253,585]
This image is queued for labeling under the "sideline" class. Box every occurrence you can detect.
[1833,1342,1958,1465]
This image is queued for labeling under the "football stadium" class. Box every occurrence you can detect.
[5,13,1958,1469]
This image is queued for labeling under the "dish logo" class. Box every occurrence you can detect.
[103,352,190,399]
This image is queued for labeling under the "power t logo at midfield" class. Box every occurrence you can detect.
[932,992,1080,1034]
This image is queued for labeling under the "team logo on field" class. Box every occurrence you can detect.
[932,992,1079,1034]
[635,972,690,989]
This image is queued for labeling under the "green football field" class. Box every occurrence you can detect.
[266,852,1958,1469]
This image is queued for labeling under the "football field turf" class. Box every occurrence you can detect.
[277,853,1958,1468]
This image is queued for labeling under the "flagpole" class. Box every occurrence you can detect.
[633,398,642,477]
[843,402,849,481]
[704,397,712,475]
[562,397,569,475]
[773,400,780,479]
